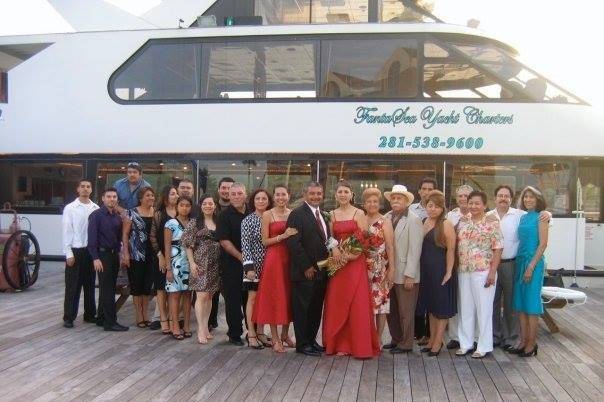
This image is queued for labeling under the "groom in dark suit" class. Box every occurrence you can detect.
[286,181,330,357]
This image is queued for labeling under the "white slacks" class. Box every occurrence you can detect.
[458,270,496,354]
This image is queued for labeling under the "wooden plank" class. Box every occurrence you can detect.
[392,353,412,402]
[375,353,394,402]
[319,353,348,402]
[422,353,447,401]
[338,358,362,402]
[357,357,378,402]
[244,352,294,402]
[282,355,320,402]
[407,352,429,402]
[301,355,334,402]
[437,351,467,401]
[263,353,305,402]
[452,355,485,402]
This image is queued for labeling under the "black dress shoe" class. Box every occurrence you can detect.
[296,345,321,357]
[104,324,129,332]
[228,337,245,346]
[149,320,161,330]
[446,340,460,350]
[63,321,74,328]
[382,342,397,350]
[390,346,412,354]
[96,320,104,327]
[311,341,326,353]
[83,316,96,324]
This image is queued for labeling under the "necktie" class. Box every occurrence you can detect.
[315,209,326,240]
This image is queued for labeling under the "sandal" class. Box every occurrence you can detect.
[136,321,147,329]
[198,335,208,344]
[272,340,285,353]
[183,331,192,338]
[160,319,171,334]
[172,332,184,341]
[281,337,296,348]
[257,334,273,347]
[247,335,265,350]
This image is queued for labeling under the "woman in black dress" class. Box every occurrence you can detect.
[418,190,457,356]
[122,186,156,327]
[149,185,178,334]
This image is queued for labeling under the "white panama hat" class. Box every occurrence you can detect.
[384,184,415,204]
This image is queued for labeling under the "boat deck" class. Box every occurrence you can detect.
[1,262,603,402]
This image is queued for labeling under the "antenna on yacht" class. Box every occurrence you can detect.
[178,18,184,28]
[401,0,444,23]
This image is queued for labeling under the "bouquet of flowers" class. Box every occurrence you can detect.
[318,229,376,277]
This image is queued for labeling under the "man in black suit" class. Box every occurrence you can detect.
[286,181,330,357]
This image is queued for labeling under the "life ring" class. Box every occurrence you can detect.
[541,286,587,306]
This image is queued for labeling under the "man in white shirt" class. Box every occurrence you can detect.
[408,178,437,220]
[444,184,473,350]
[487,185,550,349]
[62,179,99,328]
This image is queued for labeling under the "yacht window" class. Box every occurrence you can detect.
[320,38,418,98]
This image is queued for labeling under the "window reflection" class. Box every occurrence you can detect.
[198,160,313,208]
[450,162,573,215]
[423,42,504,99]
[0,162,83,210]
[579,165,602,221]
[113,43,201,101]
[321,160,437,210]
[203,40,316,99]
[255,0,369,25]
[321,38,418,98]
[95,161,194,202]
[451,42,581,103]
[380,0,434,22]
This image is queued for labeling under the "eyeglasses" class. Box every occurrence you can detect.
[496,194,512,199]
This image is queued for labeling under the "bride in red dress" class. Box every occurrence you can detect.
[252,185,298,353]
[322,181,380,358]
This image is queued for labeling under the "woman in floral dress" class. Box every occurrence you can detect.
[362,188,395,346]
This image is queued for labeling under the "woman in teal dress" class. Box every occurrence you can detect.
[164,196,192,340]
[512,186,549,357]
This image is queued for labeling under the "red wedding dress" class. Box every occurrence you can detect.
[252,221,292,324]
[322,219,380,358]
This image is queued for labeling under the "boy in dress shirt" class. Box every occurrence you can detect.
[62,179,99,328]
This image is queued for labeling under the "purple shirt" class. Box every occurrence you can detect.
[87,206,123,260]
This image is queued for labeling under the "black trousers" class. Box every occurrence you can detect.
[209,291,220,327]
[63,248,96,322]
[291,277,326,349]
[96,250,120,328]
[222,265,247,339]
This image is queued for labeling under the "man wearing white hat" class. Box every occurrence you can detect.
[382,185,424,353]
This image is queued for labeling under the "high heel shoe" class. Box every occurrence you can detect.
[519,344,538,357]
[420,347,432,353]
[507,345,525,354]
[246,335,265,350]
[428,347,442,357]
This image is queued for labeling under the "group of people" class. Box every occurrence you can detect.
[62,162,549,359]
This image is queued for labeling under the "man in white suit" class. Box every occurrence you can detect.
[382,185,424,354]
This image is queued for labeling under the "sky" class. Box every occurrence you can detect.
[0,0,602,106]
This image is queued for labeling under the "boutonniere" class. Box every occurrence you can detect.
[321,210,331,223]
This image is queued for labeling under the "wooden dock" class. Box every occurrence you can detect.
[1,262,603,401]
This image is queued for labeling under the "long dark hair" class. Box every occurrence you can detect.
[427,191,448,248]
[196,194,218,229]
[156,185,177,212]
